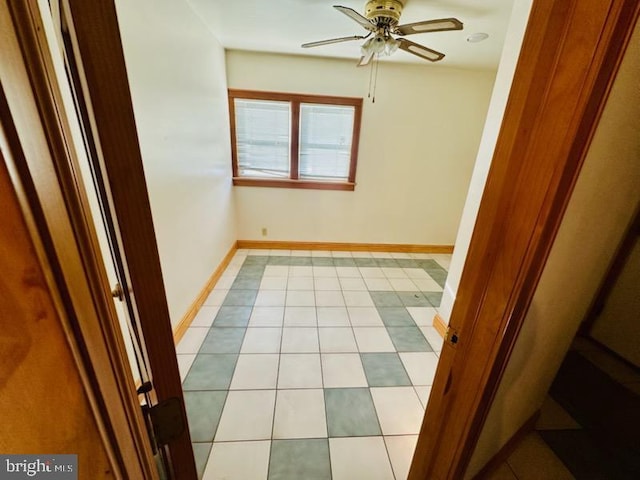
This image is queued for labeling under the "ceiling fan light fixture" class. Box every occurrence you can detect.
[466,32,489,43]
[385,37,400,55]
[361,37,373,56]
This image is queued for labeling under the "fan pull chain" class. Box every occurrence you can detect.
[372,54,380,103]
[367,55,375,100]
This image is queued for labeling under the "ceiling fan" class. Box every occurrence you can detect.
[302,0,463,66]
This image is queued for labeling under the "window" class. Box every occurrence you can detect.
[229,90,362,191]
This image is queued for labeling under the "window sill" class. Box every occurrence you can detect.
[232,177,355,191]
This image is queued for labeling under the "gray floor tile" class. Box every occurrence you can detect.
[312,257,334,266]
[192,443,211,479]
[396,259,419,268]
[354,258,378,267]
[238,265,266,277]
[222,289,258,306]
[289,257,313,266]
[184,391,227,442]
[268,256,291,265]
[370,291,403,307]
[212,306,253,327]
[377,307,416,327]
[424,292,443,307]
[397,292,431,307]
[243,256,269,266]
[415,259,442,270]
[182,354,238,390]
[375,258,400,268]
[333,257,357,267]
[199,328,246,353]
[426,270,448,288]
[361,353,412,387]
[268,439,331,480]
[230,276,262,290]
[324,388,381,437]
[387,327,432,352]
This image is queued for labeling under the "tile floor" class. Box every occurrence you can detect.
[176,249,448,479]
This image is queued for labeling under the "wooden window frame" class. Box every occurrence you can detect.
[228,89,362,191]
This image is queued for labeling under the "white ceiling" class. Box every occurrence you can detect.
[187,0,515,70]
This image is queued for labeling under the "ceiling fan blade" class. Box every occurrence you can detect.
[397,38,445,62]
[357,51,374,67]
[302,35,367,48]
[394,18,463,36]
[334,5,375,31]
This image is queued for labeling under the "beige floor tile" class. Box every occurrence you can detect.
[330,437,394,480]
[215,390,276,441]
[281,328,319,353]
[191,305,220,327]
[176,327,209,354]
[353,327,395,352]
[248,306,284,327]
[317,307,350,327]
[348,307,384,327]
[384,435,418,480]
[318,328,358,353]
[203,441,270,480]
[230,354,279,390]
[240,328,282,354]
[315,290,345,307]
[283,306,317,326]
[277,353,322,389]
[370,387,424,435]
[177,354,196,381]
[321,353,367,387]
[399,352,439,385]
[273,389,327,439]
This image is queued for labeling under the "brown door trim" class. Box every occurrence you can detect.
[2,2,157,478]
[60,0,197,477]
[409,0,640,478]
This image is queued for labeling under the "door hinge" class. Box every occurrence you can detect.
[141,396,186,450]
[111,282,124,301]
[445,326,459,346]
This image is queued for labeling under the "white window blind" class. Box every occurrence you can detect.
[234,99,290,178]
[299,103,355,181]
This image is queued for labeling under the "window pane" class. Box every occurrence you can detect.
[299,103,354,181]
[234,99,290,178]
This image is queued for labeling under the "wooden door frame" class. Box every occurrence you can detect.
[61,0,197,476]
[409,0,640,478]
[4,0,196,478]
[1,1,157,478]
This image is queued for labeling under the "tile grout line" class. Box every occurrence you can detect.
[265,255,285,479]
[316,287,334,480]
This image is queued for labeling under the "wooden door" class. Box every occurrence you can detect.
[409,0,640,478]
[4,0,197,478]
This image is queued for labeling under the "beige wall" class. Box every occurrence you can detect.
[226,50,495,245]
[591,236,640,367]
[116,0,237,326]
[438,0,533,323]
[467,19,640,477]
